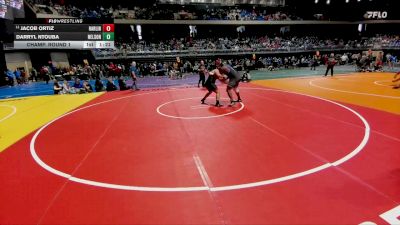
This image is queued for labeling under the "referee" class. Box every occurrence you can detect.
[198,60,206,87]
[324,53,337,77]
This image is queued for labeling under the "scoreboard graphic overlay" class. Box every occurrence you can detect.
[13,19,114,49]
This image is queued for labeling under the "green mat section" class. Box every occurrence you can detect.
[250,66,358,81]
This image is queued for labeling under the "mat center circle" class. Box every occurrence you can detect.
[156,97,245,119]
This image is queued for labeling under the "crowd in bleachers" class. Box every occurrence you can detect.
[3,48,398,91]
[26,0,300,21]
[93,35,400,58]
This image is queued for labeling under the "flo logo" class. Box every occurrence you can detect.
[364,11,388,19]
[359,205,400,225]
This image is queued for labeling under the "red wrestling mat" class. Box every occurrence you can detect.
[0,84,399,224]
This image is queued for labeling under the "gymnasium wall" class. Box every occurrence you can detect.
[5,52,32,71]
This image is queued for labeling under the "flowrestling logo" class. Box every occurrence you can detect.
[364,11,388,19]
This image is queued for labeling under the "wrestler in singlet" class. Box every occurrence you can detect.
[201,69,222,107]
[221,65,241,89]
[204,70,217,92]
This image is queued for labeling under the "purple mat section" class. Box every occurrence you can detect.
[0,74,203,99]
[126,74,201,89]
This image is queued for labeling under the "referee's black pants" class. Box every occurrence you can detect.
[198,74,205,87]
[325,65,334,76]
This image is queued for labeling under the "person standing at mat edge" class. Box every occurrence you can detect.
[130,61,140,91]
[216,58,242,106]
[324,53,337,77]
[198,60,206,88]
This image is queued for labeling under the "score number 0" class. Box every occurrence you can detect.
[103,24,114,32]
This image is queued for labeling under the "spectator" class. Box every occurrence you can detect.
[73,78,84,93]
[118,76,131,90]
[14,69,22,84]
[241,70,251,82]
[95,78,105,92]
[5,69,14,86]
[62,80,73,94]
[83,80,93,93]
[53,80,62,94]
[106,77,117,91]
[30,68,38,82]
[41,66,51,84]
[340,54,349,65]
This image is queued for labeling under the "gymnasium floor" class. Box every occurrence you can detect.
[0,68,399,224]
